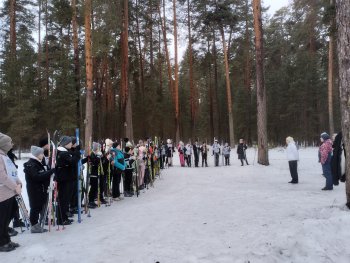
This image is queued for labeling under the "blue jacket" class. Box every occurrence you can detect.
[111,148,125,171]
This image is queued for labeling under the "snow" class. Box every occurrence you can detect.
[3,147,350,263]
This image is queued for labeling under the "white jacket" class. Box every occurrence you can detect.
[286,142,299,161]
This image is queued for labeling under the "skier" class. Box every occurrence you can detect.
[160,141,166,169]
[185,143,192,167]
[166,139,174,167]
[24,146,54,233]
[319,132,333,190]
[0,133,21,252]
[193,140,200,167]
[7,148,25,233]
[87,142,103,208]
[237,139,249,166]
[223,143,231,166]
[137,140,146,189]
[178,141,185,167]
[55,136,80,225]
[200,142,209,167]
[212,140,221,167]
[285,137,299,184]
[110,141,126,199]
[123,142,135,197]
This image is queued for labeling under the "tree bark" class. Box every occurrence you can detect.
[72,0,81,129]
[336,0,350,208]
[173,0,180,143]
[219,26,235,147]
[10,0,16,59]
[120,0,133,139]
[328,0,335,136]
[84,0,93,151]
[253,0,269,165]
[187,0,195,141]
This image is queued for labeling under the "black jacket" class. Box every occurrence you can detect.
[88,152,103,176]
[24,158,54,207]
[237,143,247,158]
[55,147,81,182]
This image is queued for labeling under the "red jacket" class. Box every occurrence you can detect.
[319,139,333,165]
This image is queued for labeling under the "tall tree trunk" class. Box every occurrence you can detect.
[336,0,350,208]
[158,27,164,138]
[158,0,176,140]
[45,0,49,98]
[84,0,93,150]
[37,0,43,99]
[208,40,214,140]
[72,0,81,129]
[212,34,220,139]
[253,0,269,165]
[219,26,235,147]
[187,0,195,140]
[120,0,133,139]
[328,0,335,136]
[173,0,180,143]
[149,0,154,69]
[10,0,16,59]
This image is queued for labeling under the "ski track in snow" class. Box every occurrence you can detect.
[3,147,350,263]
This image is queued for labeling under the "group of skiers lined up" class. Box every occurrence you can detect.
[176,139,249,167]
[285,131,346,191]
[0,131,172,252]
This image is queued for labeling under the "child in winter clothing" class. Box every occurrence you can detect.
[212,140,221,167]
[55,136,80,225]
[110,142,126,199]
[286,137,299,184]
[0,133,21,252]
[24,146,55,233]
[178,141,185,167]
[201,143,209,167]
[223,143,231,166]
[185,143,192,167]
[193,141,200,167]
[237,139,249,166]
[319,132,333,190]
[88,142,104,208]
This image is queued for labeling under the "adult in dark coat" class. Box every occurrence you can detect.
[24,146,54,232]
[193,141,200,167]
[332,132,345,185]
[237,139,249,166]
[55,136,80,225]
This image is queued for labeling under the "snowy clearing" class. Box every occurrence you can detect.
[3,147,350,263]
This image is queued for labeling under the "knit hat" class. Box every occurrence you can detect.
[31,146,44,157]
[126,141,133,148]
[71,136,77,145]
[105,138,113,147]
[92,142,100,152]
[125,147,131,153]
[59,136,72,147]
[39,137,49,148]
[286,136,294,144]
[320,132,330,141]
[0,133,12,153]
[112,141,120,148]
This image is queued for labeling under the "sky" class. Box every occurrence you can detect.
[264,0,291,15]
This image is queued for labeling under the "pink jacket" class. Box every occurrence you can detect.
[319,139,333,165]
[0,149,20,202]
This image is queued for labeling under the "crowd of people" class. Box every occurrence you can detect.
[2,129,346,253]
[285,131,346,190]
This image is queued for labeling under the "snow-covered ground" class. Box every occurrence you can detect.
[3,147,350,263]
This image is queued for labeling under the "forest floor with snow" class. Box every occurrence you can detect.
[2,147,350,263]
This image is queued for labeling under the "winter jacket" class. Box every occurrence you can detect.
[185,145,192,156]
[237,143,247,159]
[212,143,221,154]
[166,144,174,157]
[55,146,81,182]
[111,148,126,171]
[286,142,299,161]
[319,139,333,165]
[193,144,200,157]
[223,146,231,156]
[201,145,209,156]
[24,157,54,207]
[89,152,103,176]
[0,149,20,202]
[124,152,135,171]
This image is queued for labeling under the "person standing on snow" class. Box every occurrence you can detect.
[212,140,221,167]
[285,136,299,184]
[24,146,55,233]
[237,139,249,166]
[0,133,22,252]
[193,140,200,167]
[110,141,126,200]
[319,132,333,190]
[223,143,231,166]
[178,141,185,167]
[185,143,192,167]
[201,142,209,167]
[166,139,174,167]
